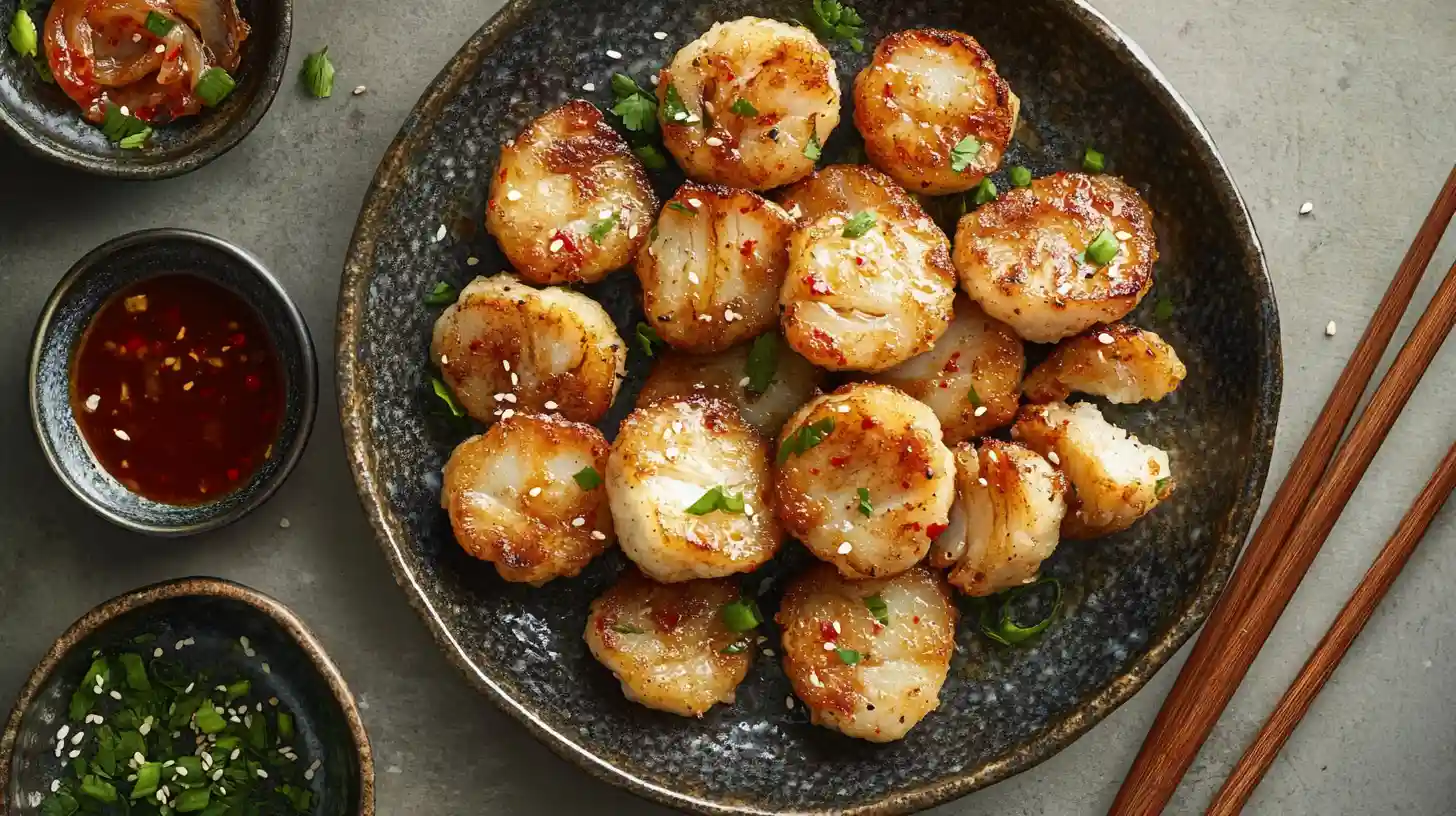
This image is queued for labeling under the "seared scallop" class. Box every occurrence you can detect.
[607,397,782,582]
[775,384,955,579]
[1013,400,1173,539]
[431,274,626,425]
[853,29,1020,195]
[777,563,956,742]
[930,441,1067,596]
[585,570,753,717]
[1023,323,1186,404]
[657,17,841,190]
[636,184,795,353]
[954,172,1158,343]
[781,207,956,372]
[441,415,612,585]
[635,338,827,436]
[485,100,657,285]
[775,163,922,224]
[873,297,1025,444]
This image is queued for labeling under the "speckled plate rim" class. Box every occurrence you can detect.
[334,1,1282,812]
[0,0,292,180]
[27,227,320,537]
[0,576,376,815]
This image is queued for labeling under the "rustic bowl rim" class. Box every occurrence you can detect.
[333,0,1283,813]
[0,576,376,815]
[0,0,293,180]
[27,227,319,537]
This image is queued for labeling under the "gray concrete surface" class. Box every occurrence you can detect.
[1,0,1453,813]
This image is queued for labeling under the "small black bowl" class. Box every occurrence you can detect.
[0,577,375,815]
[0,0,291,179]
[28,228,317,536]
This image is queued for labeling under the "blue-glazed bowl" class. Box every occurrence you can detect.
[29,228,317,536]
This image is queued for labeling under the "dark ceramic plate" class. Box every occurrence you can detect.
[337,0,1281,813]
[29,228,318,536]
[0,0,291,179]
[0,577,374,815]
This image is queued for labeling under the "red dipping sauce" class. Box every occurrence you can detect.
[70,274,285,506]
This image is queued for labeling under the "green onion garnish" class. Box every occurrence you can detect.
[612,623,645,635]
[195,67,236,107]
[970,178,998,206]
[633,143,668,170]
[301,46,335,99]
[864,594,889,625]
[635,322,665,356]
[144,11,175,38]
[1155,477,1171,495]
[573,466,603,490]
[949,135,982,173]
[967,385,982,407]
[720,640,749,654]
[1082,147,1105,173]
[777,418,835,464]
[588,212,618,244]
[1009,165,1033,188]
[730,98,759,116]
[8,9,36,58]
[666,200,696,215]
[835,647,862,665]
[662,83,690,123]
[424,281,458,306]
[979,576,1062,645]
[101,104,151,148]
[430,377,465,418]
[744,333,779,395]
[1153,296,1174,321]
[803,131,822,161]
[1084,228,1120,265]
[841,211,875,239]
[685,486,746,515]
[721,598,763,633]
[856,487,872,517]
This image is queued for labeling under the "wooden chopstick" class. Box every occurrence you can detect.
[1206,440,1456,815]
[1111,166,1456,815]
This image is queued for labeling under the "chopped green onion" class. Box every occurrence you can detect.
[1153,296,1174,321]
[277,711,295,743]
[101,104,150,147]
[835,647,862,665]
[1155,477,1171,495]
[721,598,763,632]
[719,640,749,654]
[430,377,465,417]
[301,47,335,99]
[744,333,779,395]
[143,10,175,37]
[841,211,875,238]
[807,0,865,52]
[195,67,236,107]
[803,131,822,161]
[129,763,161,800]
[730,98,759,117]
[967,385,982,407]
[173,787,210,812]
[117,653,150,691]
[979,576,1062,645]
[1082,146,1105,173]
[1009,165,1033,187]
[777,418,835,464]
[856,487,872,517]
[662,83,690,123]
[117,128,152,150]
[970,177,998,206]
[8,9,36,58]
[588,212,618,244]
[633,143,668,170]
[949,135,982,173]
[78,775,116,804]
[635,322,665,356]
[224,679,250,704]
[424,280,458,306]
[194,705,226,735]
[686,486,746,515]
[573,466,603,490]
[1084,228,1120,265]
[666,200,696,215]
[864,594,889,625]
[612,623,645,635]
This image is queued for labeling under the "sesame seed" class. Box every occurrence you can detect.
[571,517,586,527]
[582,82,595,91]
[256,769,268,779]
[687,198,702,208]
[978,477,989,486]
[688,271,700,284]
[110,690,122,700]
[120,106,130,116]
[653,31,667,40]
[51,780,60,793]
[650,75,659,86]
[69,750,81,759]
[832,621,842,634]
[1097,332,1115,345]
[744,504,755,516]
[544,401,558,410]
[705,137,723,147]
[549,239,565,252]
[785,696,795,709]
[506,189,522,201]
[304,769,316,780]
[502,409,515,420]
[434,224,447,242]
[1299,201,1314,215]
[85,394,100,412]
[822,641,837,651]
[510,372,519,386]
[724,309,739,322]
[605,49,622,59]
[590,530,607,540]
[175,767,188,777]
[628,224,639,239]
[1114,230,1132,241]
[974,406,988,417]
[131,33,141,42]
[988,450,998,462]
[154,44,164,53]
[763,647,774,656]
[114,429,131,441]
[836,405,850,413]
[528,487,542,497]
[182,381,194,391]
[502,360,511,372]
[352,85,367,95]
[213,769,225,781]
[698,314,712,322]
[503,393,517,403]
[56,726,69,741]
[673,111,687,121]
[467,256,479,266]
[837,542,852,554]
[1325,320,1337,337]
[684,114,700,123]
[231,749,241,761]
[1048,451,1061,465]
[279,517,291,529]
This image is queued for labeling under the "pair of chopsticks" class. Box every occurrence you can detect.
[1111,163,1456,815]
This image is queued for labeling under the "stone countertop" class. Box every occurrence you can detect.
[1,0,1452,812]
